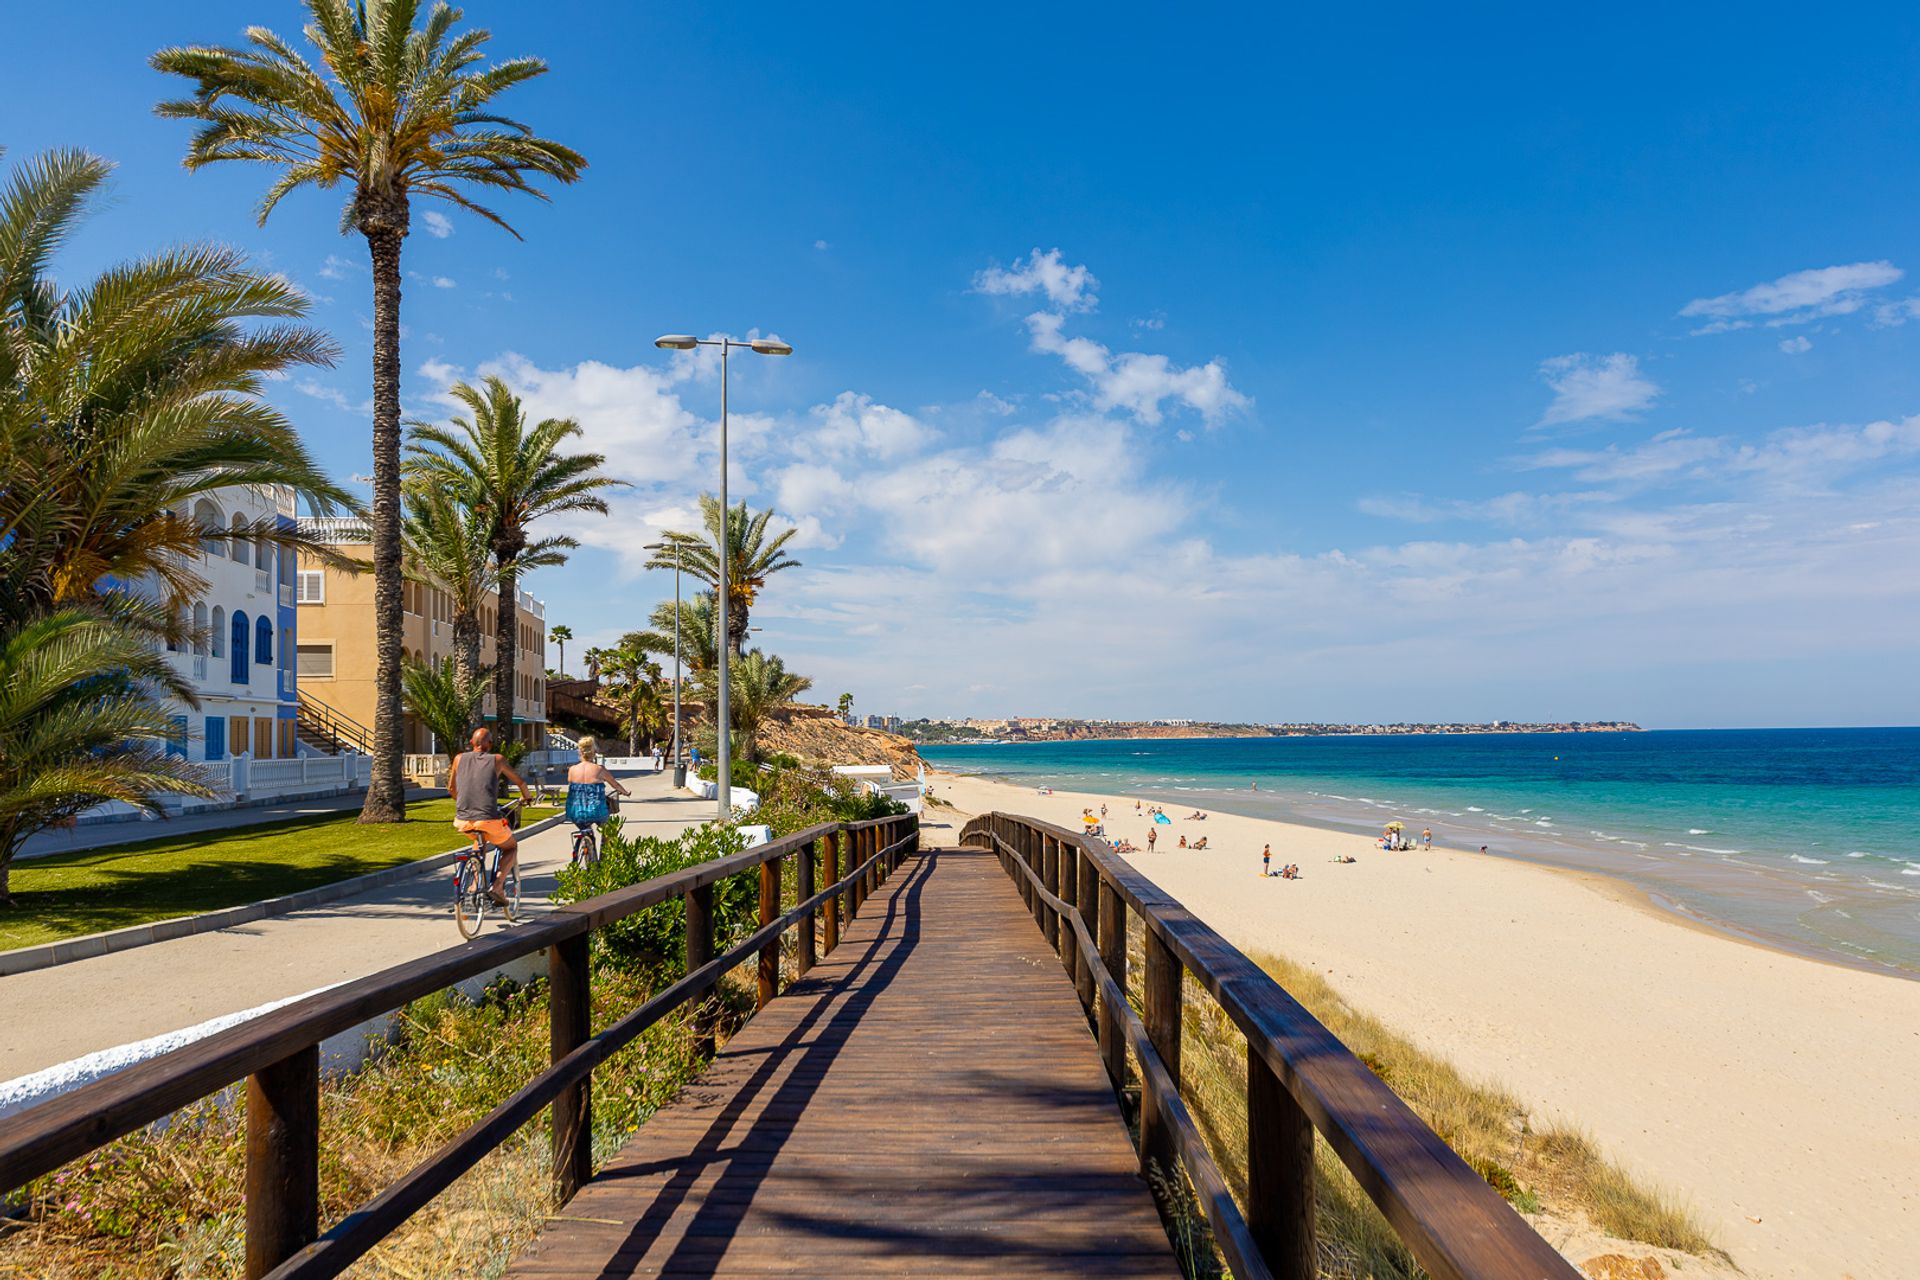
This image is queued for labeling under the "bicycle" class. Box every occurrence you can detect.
[452,801,522,940]
[569,822,599,867]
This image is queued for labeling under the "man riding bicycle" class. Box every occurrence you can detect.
[564,736,631,852]
[450,727,534,906]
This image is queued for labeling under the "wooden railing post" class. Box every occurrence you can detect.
[1042,833,1062,951]
[1249,1043,1317,1279]
[758,854,781,1008]
[549,932,592,1204]
[686,882,715,1058]
[1058,839,1079,979]
[1139,926,1183,1181]
[1070,847,1094,1013]
[1097,879,1128,1088]
[1026,827,1043,926]
[823,830,841,953]
[244,1044,318,1279]
[797,836,817,976]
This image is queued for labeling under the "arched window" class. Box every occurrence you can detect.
[231,611,250,684]
[196,499,225,558]
[210,606,226,658]
[230,513,250,568]
[192,602,210,655]
[255,616,273,665]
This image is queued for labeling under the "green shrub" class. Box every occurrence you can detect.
[549,818,754,970]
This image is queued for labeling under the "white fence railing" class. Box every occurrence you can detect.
[233,753,370,799]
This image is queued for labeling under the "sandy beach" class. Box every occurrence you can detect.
[927,770,1920,1280]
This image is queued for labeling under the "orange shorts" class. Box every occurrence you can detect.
[456,818,514,847]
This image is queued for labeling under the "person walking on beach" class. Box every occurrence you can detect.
[1421,827,1433,851]
[1147,827,1157,852]
[1262,843,1271,877]
[1479,845,1488,855]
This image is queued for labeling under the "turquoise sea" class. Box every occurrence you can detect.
[921,728,1920,977]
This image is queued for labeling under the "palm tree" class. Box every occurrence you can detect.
[625,590,720,676]
[0,148,355,631]
[152,0,587,823]
[600,644,664,757]
[406,377,621,748]
[582,646,605,682]
[548,624,572,678]
[726,649,813,764]
[401,655,486,757]
[401,485,493,701]
[645,495,800,656]
[0,611,218,903]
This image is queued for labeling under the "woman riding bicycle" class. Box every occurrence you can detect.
[564,737,631,854]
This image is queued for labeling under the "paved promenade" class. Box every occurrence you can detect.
[1,770,712,1081]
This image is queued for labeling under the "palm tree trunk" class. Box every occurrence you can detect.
[494,562,518,747]
[452,611,480,706]
[556,637,565,678]
[359,224,407,823]
[729,595,749,657]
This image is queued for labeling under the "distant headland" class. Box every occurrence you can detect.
[902,718,1642,744]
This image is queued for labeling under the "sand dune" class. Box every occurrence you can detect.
[927,770,1920,1280]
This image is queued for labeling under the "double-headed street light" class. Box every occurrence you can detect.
[654,333,793,820]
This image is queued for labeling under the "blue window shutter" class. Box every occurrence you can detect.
[205,716,226,761]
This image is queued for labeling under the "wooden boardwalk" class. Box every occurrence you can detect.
[505,846,1176,1278]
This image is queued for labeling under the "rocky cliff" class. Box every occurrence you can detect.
[760,705,922,776]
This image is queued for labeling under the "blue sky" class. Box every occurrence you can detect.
[8,2,1920,727]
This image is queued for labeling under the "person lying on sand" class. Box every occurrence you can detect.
[1187,810,1207,820]
[1192,836,1209,851]
[1280,863,1300,879]
[1331,854,1356,864]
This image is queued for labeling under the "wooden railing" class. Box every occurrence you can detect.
[961,812,1580,1280]
[0,813,919,1279]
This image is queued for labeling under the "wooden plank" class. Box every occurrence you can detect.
[505,848,1175,1279]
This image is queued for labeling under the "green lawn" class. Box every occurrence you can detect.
[0,799,561,953]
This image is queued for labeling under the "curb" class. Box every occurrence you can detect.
[0,814,567,979]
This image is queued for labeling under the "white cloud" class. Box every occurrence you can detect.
[292,380,370,415]
[421,210,453,239]
[814,239,830,251]
[1779,335,1812,354]
[973,248,1099,312]
[1681,260,1902,333]
[976,390,1017,416]
[318,254,357,280]
[1536,353,1660,427]
[806,392,934,461]
[432,276,455,289]
[1025,311,1249,425]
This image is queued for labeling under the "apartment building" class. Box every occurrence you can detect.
[159,484,301,763]
[295,517,549,751]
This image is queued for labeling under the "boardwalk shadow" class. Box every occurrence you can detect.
[587,850,939,1278]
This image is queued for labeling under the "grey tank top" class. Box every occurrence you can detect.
[454,752,501,821]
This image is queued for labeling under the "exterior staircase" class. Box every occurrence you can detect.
[295,691,374,756]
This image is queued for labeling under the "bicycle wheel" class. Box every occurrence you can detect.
[453,854,488,939]
[571,828,593,866]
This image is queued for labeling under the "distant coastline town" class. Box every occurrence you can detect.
[887,716,1643,744]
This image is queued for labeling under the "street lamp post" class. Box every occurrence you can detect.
[653,333,792,821]
[642,539,686,784]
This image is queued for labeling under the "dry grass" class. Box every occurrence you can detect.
[0,965,748,1280]
[1167,946,1724,1278]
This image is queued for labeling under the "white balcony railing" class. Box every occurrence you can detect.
[193,654,208,682]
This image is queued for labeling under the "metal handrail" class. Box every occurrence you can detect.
[961,811,1579,1280]
[294,690,374,755]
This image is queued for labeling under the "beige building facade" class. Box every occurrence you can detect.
[295,517,548,752]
